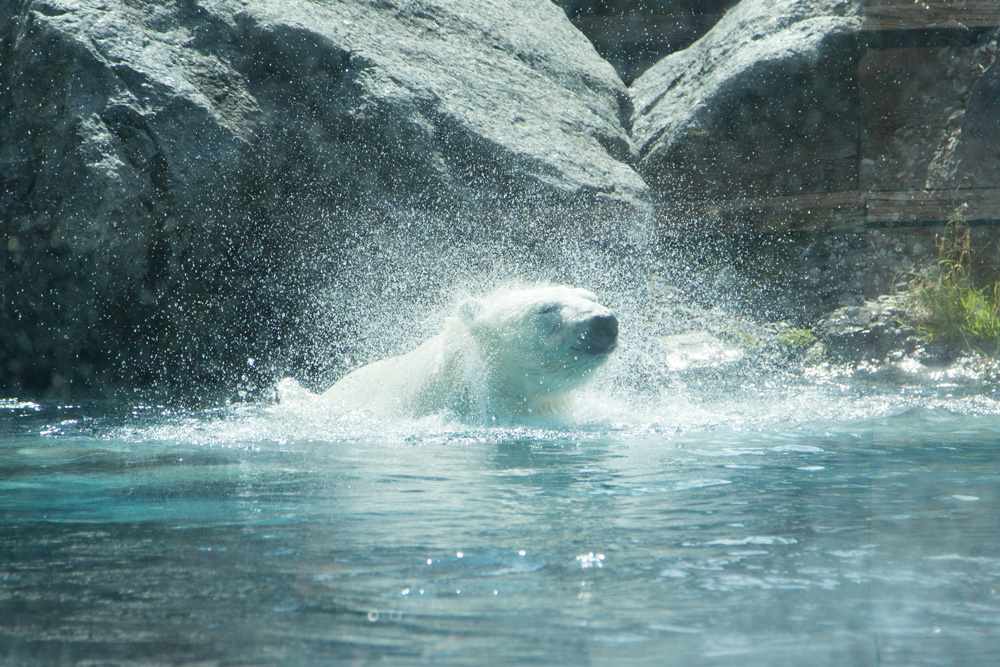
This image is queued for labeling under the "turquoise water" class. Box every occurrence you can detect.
[2,375,1000,665]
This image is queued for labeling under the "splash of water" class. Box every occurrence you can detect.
[62,206,991,444]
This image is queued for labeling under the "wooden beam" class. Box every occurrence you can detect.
[693,191,863,215]
[570,4,1000,43]
[665,188,1000,233]
[866,188,1000,226]
[862,1,1000,31]
[682,191,866,233]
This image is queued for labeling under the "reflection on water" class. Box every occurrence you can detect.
[1,377,999,665]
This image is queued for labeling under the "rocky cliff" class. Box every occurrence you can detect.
[1,0,649,397]
[3,0,997,398]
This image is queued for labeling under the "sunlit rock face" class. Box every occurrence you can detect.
[926,59,1000,190]
[0,0,649,397]
[813,296,921,362]
[629,0,863,203]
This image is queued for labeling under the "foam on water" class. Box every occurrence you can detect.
[135,286,1000,448]
[4,246,1000,666]
[4,363,1000,666]
[95,338,1000,455]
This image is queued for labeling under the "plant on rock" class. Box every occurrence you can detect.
[916,210,1000,356]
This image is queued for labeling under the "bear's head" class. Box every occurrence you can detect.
[457,286,618,401]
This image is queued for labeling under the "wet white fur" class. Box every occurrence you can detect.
[319,286,616,420]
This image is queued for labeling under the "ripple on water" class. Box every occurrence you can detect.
[672,478,733,491]
[1,373,999,666]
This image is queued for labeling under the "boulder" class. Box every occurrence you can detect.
[629,0,863,204]
[0,0,649,397]
[926,54,1000,190]
[813,295,921,361]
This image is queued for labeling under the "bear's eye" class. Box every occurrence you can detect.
[536,305,558,315]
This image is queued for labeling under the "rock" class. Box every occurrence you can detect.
[0,0,650,397]
[926,54,1000,189]
[629,0,863,204]
[813,296,920,361]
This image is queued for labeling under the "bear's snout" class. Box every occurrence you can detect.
[573,312,618,355]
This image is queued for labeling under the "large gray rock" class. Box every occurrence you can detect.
[813,295,920,362]
[926,54,1000,190]
[0,0,649,397]
[629,0,862,204]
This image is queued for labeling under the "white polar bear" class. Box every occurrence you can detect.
[319,285,618,420]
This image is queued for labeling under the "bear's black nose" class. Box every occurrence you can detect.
[574,313,618,355]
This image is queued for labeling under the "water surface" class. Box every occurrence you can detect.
[2,374,999,665]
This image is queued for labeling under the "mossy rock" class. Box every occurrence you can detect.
[776,328,817,350]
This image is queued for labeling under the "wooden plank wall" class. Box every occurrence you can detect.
[576,1,1000,232]
[696,1,1000,232]
[864,0,1000,31]
[859,1,1000,230]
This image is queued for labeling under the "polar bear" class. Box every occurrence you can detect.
[319,286,618,420]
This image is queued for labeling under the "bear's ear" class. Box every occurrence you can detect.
[457,298,481,326]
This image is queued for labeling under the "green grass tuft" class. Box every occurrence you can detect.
[916,215,1000,356]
